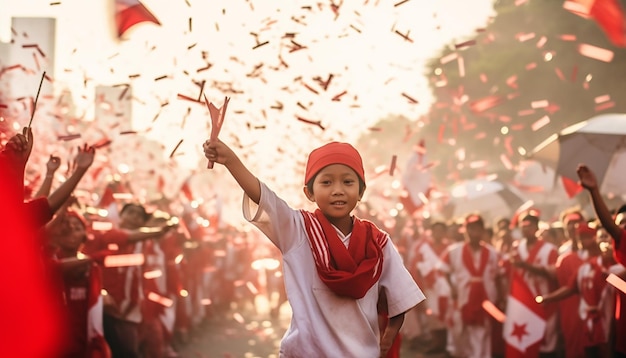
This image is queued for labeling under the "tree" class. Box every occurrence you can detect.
[419,0,626,188]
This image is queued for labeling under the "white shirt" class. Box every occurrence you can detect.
[243,182,425,357]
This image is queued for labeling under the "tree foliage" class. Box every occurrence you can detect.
[419,0,626,189]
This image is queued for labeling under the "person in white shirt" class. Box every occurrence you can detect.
[203,139,425,357]
[438,214,503,358]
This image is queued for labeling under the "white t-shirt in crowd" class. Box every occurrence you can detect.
[243,182,425,357]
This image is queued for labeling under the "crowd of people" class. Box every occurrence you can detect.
[1,123,626,358]
[0,127,288,357]
[398,169,626,358]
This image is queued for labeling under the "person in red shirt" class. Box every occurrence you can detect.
[139,214,177,358]
[553,209,587,358]
[577,164,626,266]
[82,203,176,358]
[1,128,96,356]
[577,164,626,357]
[539,222,625,358]
[49,207,111,358]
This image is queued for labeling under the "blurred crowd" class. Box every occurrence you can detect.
[395,203,626,358]
[0,127,287,357]
[1,125,626,358]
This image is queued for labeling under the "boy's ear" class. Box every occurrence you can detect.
[303,186,315,202]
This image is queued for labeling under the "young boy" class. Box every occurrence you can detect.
[437,214,503,358]
[203,140,425,357]
[82,203,175,358]
[577,164,626,265]
[48,208,111,358]
[538,222,625,358]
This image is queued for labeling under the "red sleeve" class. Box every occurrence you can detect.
[24,197,52,228]
[566,267,580,293]
[83,229,130,255]
[614,229,626,266]
[100,229,130,246]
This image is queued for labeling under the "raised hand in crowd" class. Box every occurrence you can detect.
[3,127,34,169]
[34,155,61,198]
[577,165,620,238]
[47,144,96,215]
[203,139,260,204]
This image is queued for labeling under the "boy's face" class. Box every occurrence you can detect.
[465,222,484,245]
[579,233,596,251]
[520,220,538,239]
[57,216,86,251]
[496,219,510,233]
[564,215,582,238]
[431,224,447,242]
[120,205,147,229]
[304,164,362,223]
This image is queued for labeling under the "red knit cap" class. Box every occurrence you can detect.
[576,222,597,236]
[304,142,365,185]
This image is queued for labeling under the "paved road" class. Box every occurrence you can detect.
[176,299,447,358]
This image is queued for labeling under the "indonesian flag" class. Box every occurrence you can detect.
[561,176,583,198]
[566,0,626,47]
[400,140,432,214]
[115,0,161,38]
[503,273,546,358]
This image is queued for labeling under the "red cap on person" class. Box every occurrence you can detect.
[304,142,365,185]
[564,212,583,224]
[576,222,597,236]
[465,213,484,227]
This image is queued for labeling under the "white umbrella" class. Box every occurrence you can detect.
[445,178,525,224]
[509,160,580,220]
[530,113,626,198]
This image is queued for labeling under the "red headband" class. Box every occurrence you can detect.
[304,142,365,185]
[465,214,484,227]
[564,213,583,224]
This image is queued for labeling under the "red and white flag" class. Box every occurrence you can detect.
[115,0,161,38]
[566,0,626,47]
[503,273,546,358]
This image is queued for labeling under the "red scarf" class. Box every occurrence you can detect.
[580,257,607,345]
[300,209,387,299]
[461,243,489,325]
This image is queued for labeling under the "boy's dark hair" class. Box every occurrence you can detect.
[494,217,511,229]
[305,175,366,196]
[430,221,447,230]
[520,214,540,226]
[464,213,484,228]
[120,203,150,221]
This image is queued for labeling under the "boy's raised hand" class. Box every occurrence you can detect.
[73,144,96,171]
[203,139,234,167]
[4,127,34,167]
[46,155,61,173]
[576,164,598,190]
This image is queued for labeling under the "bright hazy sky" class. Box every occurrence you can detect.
[1,0,494,220]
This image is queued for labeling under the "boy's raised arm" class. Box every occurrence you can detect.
[47,144,95,214]
[577,164,622,242]
[203,139,261,204]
